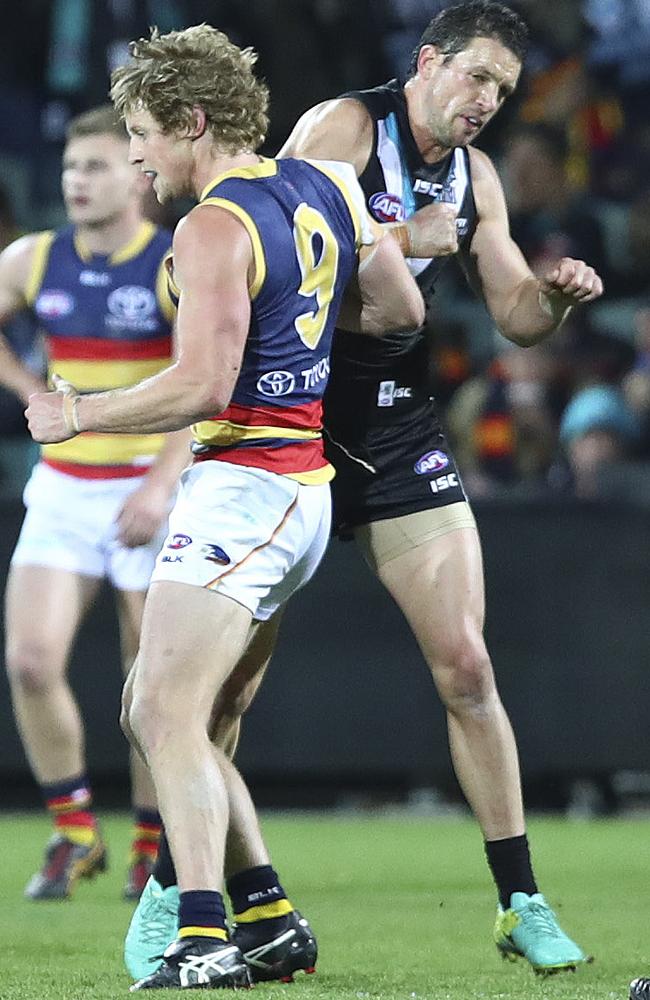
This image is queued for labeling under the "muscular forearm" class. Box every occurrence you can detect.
[0,334,46,403]
[75,363,219,435]
[499,276,572,347]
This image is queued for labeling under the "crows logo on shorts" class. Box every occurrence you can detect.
[203,544,231,565]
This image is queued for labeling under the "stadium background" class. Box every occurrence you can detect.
[1,0,650,815]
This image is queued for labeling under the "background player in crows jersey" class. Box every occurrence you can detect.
[277,0,604,975]
[0,106,187,901]
[26,24,425,990]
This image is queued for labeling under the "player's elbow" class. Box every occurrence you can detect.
[402,290,426,331]
[175,366,233,419]
[378,289,425,336]
[498,325,545,349]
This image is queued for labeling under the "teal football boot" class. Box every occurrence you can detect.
[124,876,179,980]
[494,892,590,975]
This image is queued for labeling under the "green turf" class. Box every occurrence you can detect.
[1,811,647,999]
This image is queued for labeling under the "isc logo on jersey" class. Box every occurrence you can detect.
[414,450,449,475]
[106,285,158,332]
[369,192,405,223]
[257,370,296,397]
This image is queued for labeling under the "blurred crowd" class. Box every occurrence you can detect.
[1,0,649,503]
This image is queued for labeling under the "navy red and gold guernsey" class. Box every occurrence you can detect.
[26,221,175,479]
[169,157,368,485]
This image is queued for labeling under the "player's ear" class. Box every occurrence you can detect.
[186,106,208,141]
[417,44,445,79]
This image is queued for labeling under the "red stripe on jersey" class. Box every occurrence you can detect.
[208,399,323,432]
[43,458,149,479]
[47,335,172,361]
[193,439,329,476]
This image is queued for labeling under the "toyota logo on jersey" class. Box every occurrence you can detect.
[257,370,296,397]
[369,192,405,223]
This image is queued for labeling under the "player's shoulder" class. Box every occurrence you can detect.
[467,146,498,180]
[280,98,373,173]
[175,200,251,256]
[467,147,506,218]
[0,230,54,285]
[467,147,505,195]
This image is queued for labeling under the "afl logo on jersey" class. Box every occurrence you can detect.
[257,370,296,397]
[35,289,74,319]
[414,450,449,475]
[107,285,157,331]
[369,192,405,223]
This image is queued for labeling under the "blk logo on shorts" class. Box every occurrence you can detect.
[414,450,449,475]
[168,533,192,549]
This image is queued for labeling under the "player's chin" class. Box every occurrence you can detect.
[65,204,97,225]
[152,177,173,204]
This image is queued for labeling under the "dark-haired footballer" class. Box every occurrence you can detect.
[279,0,602,973]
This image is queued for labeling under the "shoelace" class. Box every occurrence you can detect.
[519,901,564,940]
[138,897,178,945]
[631,978,650,997]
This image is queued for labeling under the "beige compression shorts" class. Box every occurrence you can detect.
[354,500,477,572]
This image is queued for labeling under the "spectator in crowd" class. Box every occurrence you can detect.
[557,384,639,498]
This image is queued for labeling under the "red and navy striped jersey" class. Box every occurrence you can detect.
[26,221,174,478]
[181,157,366,484]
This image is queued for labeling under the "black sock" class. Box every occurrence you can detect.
[485,834,538,909]
[153,830,178,889]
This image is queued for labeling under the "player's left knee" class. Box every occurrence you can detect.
[438,641,496,711]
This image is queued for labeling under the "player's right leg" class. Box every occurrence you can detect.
[5,462,121,899]
[125,613,317,984]
[4,563,106,898]
[124,464,329,986]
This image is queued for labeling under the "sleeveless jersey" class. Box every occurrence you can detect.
[26,221,175,478]
[327,79,478,426]
[183,157,367,484]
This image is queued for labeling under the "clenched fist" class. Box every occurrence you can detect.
[405,202,459,258]
[540,257,604,306]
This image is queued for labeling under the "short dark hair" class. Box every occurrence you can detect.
[409,1,529,77]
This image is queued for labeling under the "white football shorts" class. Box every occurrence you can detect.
[151,461,332,621]
[11,461,169,591]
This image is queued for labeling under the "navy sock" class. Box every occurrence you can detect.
[227,864,295,938]
[178,889,228,941]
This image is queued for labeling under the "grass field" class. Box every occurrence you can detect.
[2,811,648,999]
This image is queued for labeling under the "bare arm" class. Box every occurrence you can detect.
[281,97,458,269]
[26,206,253,442]
[338,220,425,335]
[279,98,374,175]
[0,235,47,402]
[463,148,603,347]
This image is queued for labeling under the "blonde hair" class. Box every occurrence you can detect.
[67,105,128,142]
[110,24,269,154]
